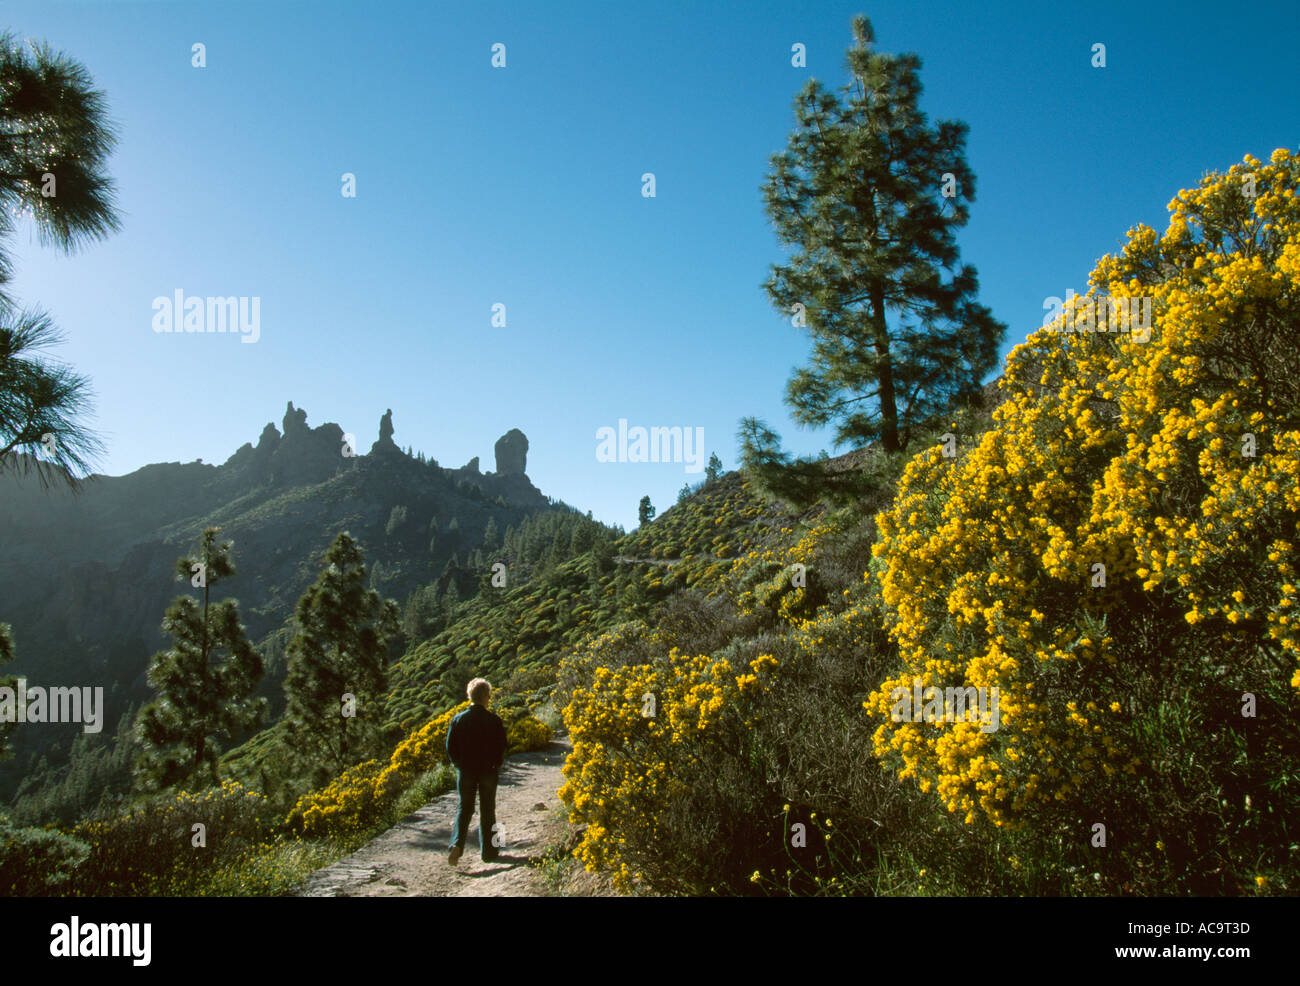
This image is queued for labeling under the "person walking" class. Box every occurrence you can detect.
[446,677,508,865]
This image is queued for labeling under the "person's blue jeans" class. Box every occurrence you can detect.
[450,767,500,860]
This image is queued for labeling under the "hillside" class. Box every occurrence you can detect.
[0,402,564,810]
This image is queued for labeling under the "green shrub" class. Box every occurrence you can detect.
[73,780,278,896]
[0,812,91,896]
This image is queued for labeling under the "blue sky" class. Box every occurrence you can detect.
[3,0,1297,530]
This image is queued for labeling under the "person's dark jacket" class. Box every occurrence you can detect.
[446,702,508,773]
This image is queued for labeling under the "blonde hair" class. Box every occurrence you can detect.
[467,677,491,704]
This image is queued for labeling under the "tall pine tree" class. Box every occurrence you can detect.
[134,528,266,790]
[759,15,1004,455]
[283,532,399,780]
[0,32,121,487]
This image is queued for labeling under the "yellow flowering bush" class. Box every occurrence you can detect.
[507,714,554,752]
[726,518,845,625]
[558,622,782,894]
[864,149,1300,891]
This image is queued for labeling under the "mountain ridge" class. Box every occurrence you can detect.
[0,401,559,802]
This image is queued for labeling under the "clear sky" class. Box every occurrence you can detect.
[2,0,1297,529]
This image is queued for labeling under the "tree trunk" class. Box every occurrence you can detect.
[870,282,900,451]
[196,572,211,783]
[339,712,347,770]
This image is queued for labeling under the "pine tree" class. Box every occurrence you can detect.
[0,311,105,485]
[384,504,407,536]
[704,453,723,484]
[638,495,655,527]
[441,580,461,620]
[760,15,1004,454]
[0,32,121,487]
[588,537,614,582]
[133,528,266,791]
[401,584,441,643]
[283,532,399,779]
[569,521,595,555]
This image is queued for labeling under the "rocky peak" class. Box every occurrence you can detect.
[370,407,401,456]
[283,401,309,438]
[494,429,528,476]
[255,422,280,451]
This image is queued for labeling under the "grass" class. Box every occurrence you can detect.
[190,765,459,897]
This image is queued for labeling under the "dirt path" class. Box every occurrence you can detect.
[297,734,571,897]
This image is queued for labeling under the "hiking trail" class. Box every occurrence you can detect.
[297,733,572,897]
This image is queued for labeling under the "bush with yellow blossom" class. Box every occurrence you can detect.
[557,621,788,894]
[865,149,1300,894]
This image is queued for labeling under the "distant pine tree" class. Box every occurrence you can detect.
[282,532,399,779]
[401,584,441,643]
[638,495,655,527]
[384,504,407,536]
[569,521,595,555]
[705,453,723,484]
[133,528,266,791]
[441,580,461,621]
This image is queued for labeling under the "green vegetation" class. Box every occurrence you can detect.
[133,528,267,792]
[283,532,400,784]
[0,30,121,486]
[743,14,1004,507]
